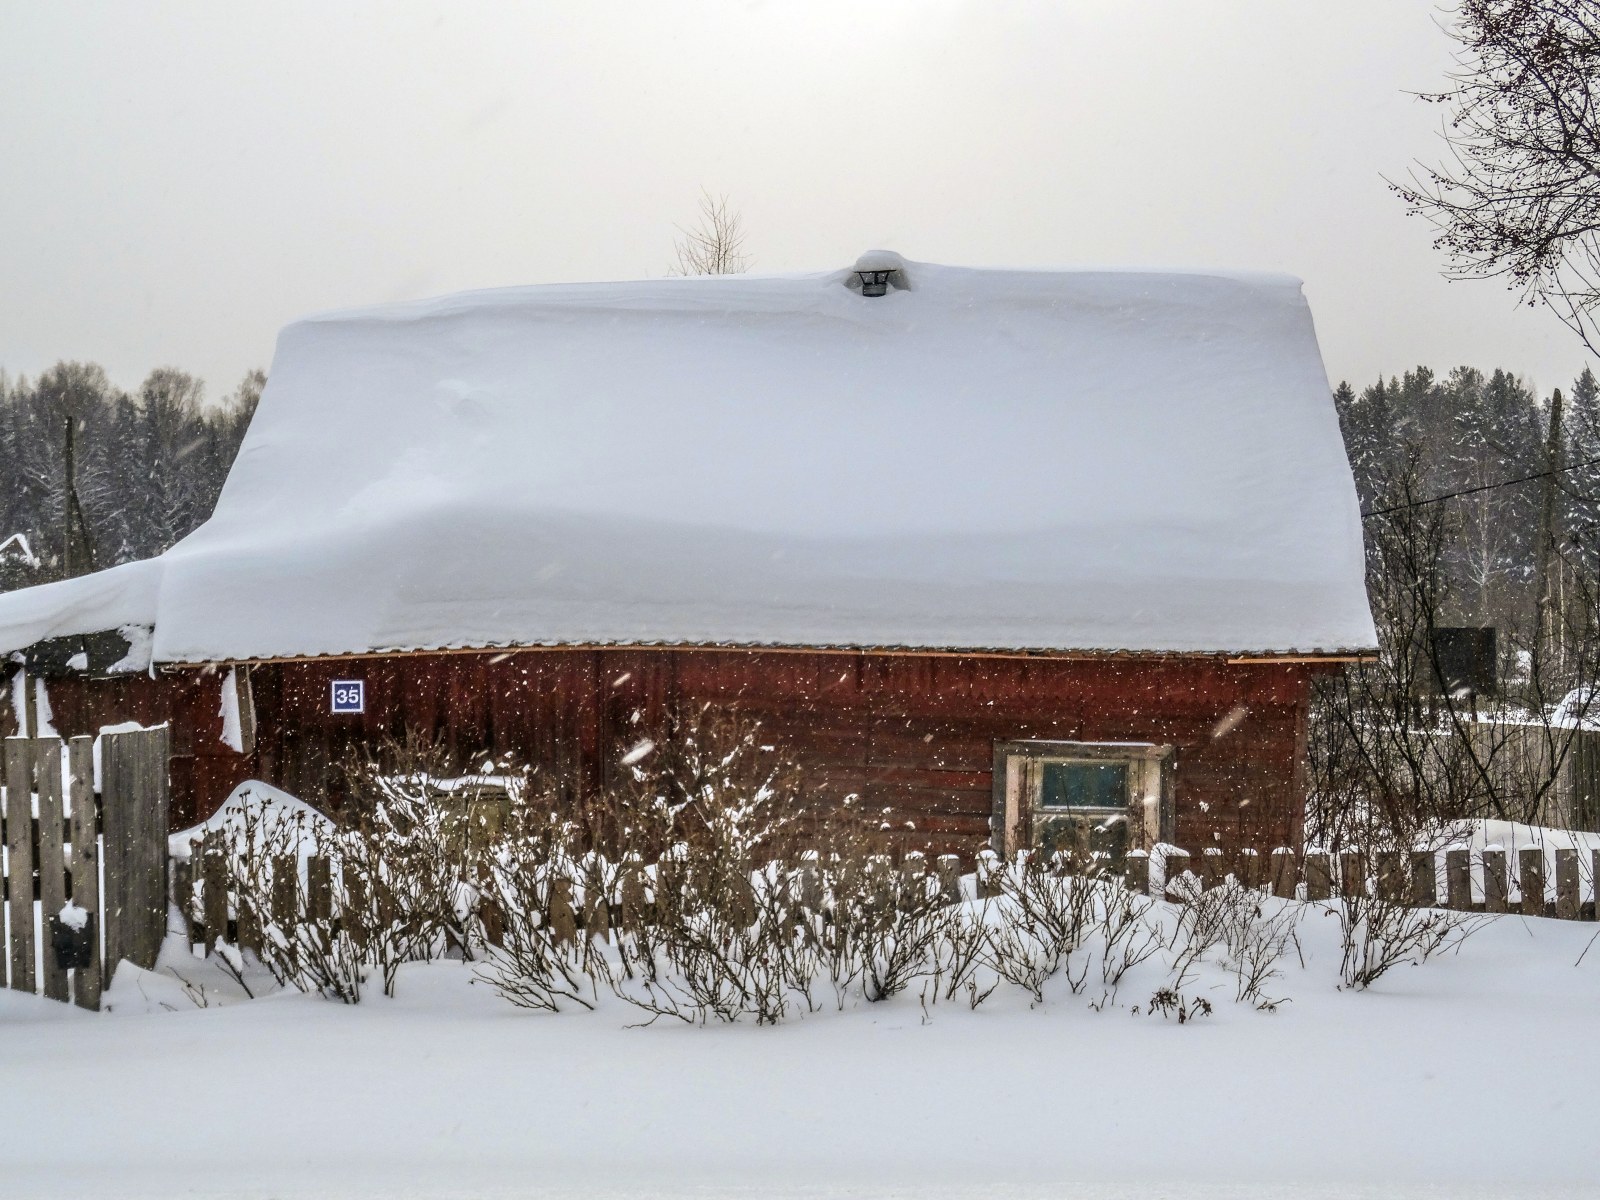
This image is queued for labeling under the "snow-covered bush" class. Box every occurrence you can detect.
[200,715,1493,1020]
[478,840,605,1012]
[333,734,506,996]
[1333,851,1480,989]
[468,711,1335,1023]
[208,796,366,1004]
[601,714,823,1025]
[981,851,1101,1001]
[1164,873,1301,1002]
[199,735,534,1002]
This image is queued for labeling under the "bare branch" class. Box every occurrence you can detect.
[671,190,751,276]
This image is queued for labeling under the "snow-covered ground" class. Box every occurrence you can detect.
[1,892,1596,1199]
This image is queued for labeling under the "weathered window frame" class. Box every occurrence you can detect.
[991,739,1175,859]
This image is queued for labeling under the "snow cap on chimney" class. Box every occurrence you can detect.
[848,249,910,297]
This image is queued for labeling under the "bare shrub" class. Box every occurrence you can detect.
[1003,852,1098,962]
[1225,904,1301,1008]
[477,835,604,1013]
[980,916,1060,1004]
[1096,881,1163,996]
[1336,859,1482,989]
[334,734,524,996]
[543,709,825,1026]
[926,905,994,1010]
[1160,873,1301,1005]
[217,799,365,1004]
[981,852,1103,1001]
[1139,988,1213,1023]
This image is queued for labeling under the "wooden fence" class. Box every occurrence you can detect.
[174,841,977,955]
[1,729,171,1009]
[173,828,335,960]
[1112,844,1600,919]
[1442,722,1600,832]
[172,835,1600,962]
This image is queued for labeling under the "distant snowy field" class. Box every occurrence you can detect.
[1,890,1597,1200]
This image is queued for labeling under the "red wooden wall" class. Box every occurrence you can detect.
[7,648,1325,855]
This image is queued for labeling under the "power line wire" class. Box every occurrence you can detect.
[1360,453,1600,519]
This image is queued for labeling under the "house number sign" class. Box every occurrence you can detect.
[331,680,365,714]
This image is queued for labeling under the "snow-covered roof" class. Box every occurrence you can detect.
[0,257,1376,665]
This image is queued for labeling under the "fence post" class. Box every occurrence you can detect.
[33,740,69,1003]
[1338,850,1366,899]
[269,853,298,940]
[1124,849,1149,896]
[1409,850,1437,908]
[1304,852,1332,902]
[583,867,612,943]
[900,852,928,911]
[201,828,227,957]
[236,883,263,955]
[1374,850,1403,902]
[101,726,171,973]
[343,861,369,951]
[67,735,101,1010]
[548,875,578,943]
[935,854,962,905]
[1519,847,1545,917]
[1228,844,1254,896]
[1201,848,1225,892]
[1269,848,1296,900]
[975,850,1002,900]
[1445,849,1472,911]
[477,893,506,950]
[799,854,824,913]
[864,854,895,916]
[306,856,333,924]
[1593,849,1600,920]
[1555,848,1580,920]
[1164,848,1193,900]
[1481,849,1509,915]
[618,857,647,932]
[4,738,37,993]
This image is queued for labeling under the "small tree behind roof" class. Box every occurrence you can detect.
[672,190,750,276]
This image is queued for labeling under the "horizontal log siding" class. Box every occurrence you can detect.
[9,649,1320,855]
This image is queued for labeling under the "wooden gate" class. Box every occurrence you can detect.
[1,727,170,1010]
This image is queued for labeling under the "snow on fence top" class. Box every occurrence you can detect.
[0,258,1376,664]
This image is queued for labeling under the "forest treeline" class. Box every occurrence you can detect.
[1335,363,1600,639]
[0,361,261,591]
[1315,364,1600,841]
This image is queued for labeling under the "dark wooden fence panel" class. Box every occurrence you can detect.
[5,739,37,993]
[67,735,102,1010]
[101,726,170,974]
[2,739,126,1011]
[33,740,69,1003]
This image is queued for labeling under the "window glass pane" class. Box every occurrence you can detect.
[1039,761,1127,810]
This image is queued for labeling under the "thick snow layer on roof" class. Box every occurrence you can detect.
[0,260,1376,662]
[0,559,161,666]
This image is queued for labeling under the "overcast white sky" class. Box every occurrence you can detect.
[1,1,1593,401]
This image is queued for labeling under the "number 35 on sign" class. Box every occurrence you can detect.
[331,680,365,714]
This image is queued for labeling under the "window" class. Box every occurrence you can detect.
[992,740,1174,860]
[1039,760,1129,811]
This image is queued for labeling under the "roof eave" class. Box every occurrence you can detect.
[148,640,1380,671]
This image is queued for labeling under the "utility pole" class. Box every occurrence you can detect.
[1535,388,1566,678]
[61,414,93,579]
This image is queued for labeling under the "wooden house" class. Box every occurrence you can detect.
[0,254,1376,858]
